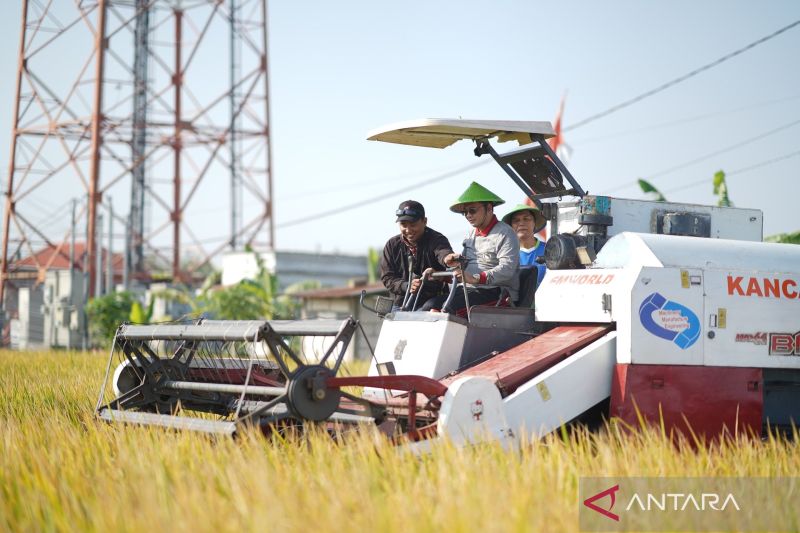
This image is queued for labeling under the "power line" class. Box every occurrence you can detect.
[276,159,490,229]
[726,150,800,177]
[605,116,800,193]
[564,19,800,132]
[647,118,800,179]
[662,150,800,195]
[275,21,800,233]
[281,164,458,201]
[570,92,800,145]
[279,114,799,228]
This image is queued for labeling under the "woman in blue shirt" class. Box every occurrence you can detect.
[502,204,548,286]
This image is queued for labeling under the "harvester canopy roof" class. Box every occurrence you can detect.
[366,119,555,149]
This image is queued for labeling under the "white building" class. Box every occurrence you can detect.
[221,250,369,291]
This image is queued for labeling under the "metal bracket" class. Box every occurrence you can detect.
[473,135,585,208]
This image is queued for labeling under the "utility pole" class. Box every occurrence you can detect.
[95,214,103,297]
[87,0,108,298]
[106,201,113,294]
[129,0,149,281]
[172,7,183,283]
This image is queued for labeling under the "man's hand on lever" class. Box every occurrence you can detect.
[443,253,461,267]
[443,253,478,284]
[409,277,422,293]
[411,268,436,293]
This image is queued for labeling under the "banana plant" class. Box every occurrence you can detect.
[713,170,733,207]
[637,178,666,202]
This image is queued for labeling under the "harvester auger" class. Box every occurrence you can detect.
[95,318,447,438]
[97,118,800,448]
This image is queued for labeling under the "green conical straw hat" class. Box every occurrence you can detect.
[450,181,505,213]
[501,204,547,232]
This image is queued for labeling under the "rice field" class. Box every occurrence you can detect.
[1,349,798,532]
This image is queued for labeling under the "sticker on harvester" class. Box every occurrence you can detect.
[638,292,701,350]
[769,332,800,356]
[548,273,615,285]
[394,339,407,360]
[735,332,767,345]
[536,381,551,402]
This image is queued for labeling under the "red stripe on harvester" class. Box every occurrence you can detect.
[327,375,447,398]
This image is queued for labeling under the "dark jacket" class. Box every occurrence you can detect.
[380,227,454,307]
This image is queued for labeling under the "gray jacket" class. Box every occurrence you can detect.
[461,217,519,300]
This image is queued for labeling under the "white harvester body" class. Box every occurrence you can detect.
[391,231,800,448]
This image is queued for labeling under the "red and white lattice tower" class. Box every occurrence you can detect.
[1,0,274,305]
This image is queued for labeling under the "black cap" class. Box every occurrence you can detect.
[395,200,425,222]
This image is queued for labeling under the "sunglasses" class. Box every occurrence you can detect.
[396,208,422,218]
[461,206,483,216]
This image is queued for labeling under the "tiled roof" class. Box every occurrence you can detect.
[293,282,387,299]
[11,241,124,273]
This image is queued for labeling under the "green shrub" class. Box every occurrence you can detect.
[84,291,137,346]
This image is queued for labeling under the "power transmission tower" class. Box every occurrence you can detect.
[1,0,274,306]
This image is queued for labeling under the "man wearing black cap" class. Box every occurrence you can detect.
[380,200,454,311]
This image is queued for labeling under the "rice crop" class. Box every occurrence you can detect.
[1,350,798,532]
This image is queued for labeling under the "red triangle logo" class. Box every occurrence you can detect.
[583,484,620,521]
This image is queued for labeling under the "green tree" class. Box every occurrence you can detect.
[367,247,380,283]
[129,298,155,324]
[196,278,274,320]
[85,291,137,346]
[154,249,320,321]
[765,231,800,244]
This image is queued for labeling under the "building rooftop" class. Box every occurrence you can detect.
[293,282,386,299]
[11,241,123,274]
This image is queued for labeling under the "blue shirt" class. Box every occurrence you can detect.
[519,239,546,287]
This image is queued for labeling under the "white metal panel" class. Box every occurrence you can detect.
[366,118,554,149]
[502,332,617,439]
[629,267,705,365]
[704,269,800,368]
[593,233,663,270]
[598,233,800,273]
[555,197,762,242]
[535,267,638,325]
[436,376,516,447]
[363,314,467,399]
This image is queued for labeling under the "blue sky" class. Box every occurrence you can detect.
[1,1,798,258]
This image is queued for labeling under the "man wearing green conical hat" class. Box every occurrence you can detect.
[502,203,548,287]
[422,181,519,312]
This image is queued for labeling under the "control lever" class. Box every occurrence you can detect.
[400,253,416,311]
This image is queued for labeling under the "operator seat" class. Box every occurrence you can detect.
[489,266,537,311]
[450,267,539,318]
[514,267,538,308]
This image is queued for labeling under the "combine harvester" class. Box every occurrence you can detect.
[96,119,800,447]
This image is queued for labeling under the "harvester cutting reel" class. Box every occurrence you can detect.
[95,317,445,437]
